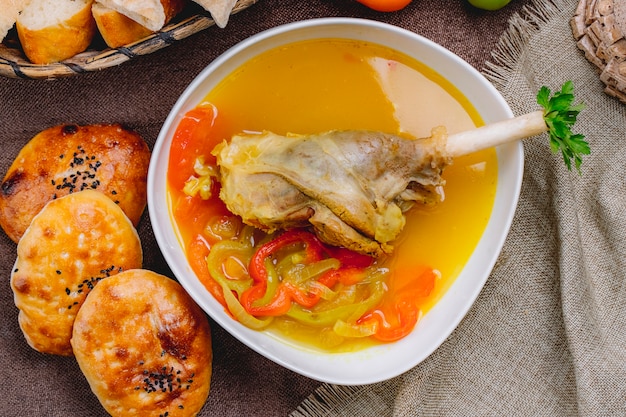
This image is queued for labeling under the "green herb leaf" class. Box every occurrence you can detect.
[537,81,589,173]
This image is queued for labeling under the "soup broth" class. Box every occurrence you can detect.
[168,38,497,352]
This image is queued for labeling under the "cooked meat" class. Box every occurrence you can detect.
[214,128,450,257]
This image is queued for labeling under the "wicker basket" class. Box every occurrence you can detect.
[0,0,258,80]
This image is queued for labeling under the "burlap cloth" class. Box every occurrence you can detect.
[0,0,623,416]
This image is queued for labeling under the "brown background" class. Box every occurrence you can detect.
[0,0,532,415]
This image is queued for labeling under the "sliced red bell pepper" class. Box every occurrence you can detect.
[240,229,375,316]
[187,234,226,307]
[324,246,373,269]
[359,268,437,342]
[240,229,324,315]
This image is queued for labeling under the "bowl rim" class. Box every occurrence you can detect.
[147,17,523,385]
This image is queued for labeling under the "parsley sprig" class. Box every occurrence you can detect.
[536,81,589,173]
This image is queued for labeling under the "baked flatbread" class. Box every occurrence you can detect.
[0,123,150,243]
[72,269,212,417]
[11,190,143,356]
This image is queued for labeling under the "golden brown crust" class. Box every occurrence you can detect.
[11,190,143,356]
[96,0,187,31]
[16,1,96,64]
[92,3,154,48]
[92,0,186,48]
[72,269,212,417]
[0,123,150,243]
[162,0,188,22]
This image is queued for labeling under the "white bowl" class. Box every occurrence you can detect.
[147,17,523,385]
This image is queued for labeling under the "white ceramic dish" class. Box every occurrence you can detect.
[147,17,523,385]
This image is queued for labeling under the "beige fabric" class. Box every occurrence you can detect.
[293,0,626,415]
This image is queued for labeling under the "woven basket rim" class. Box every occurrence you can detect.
[0,0,258,80]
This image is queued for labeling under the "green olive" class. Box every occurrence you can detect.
[468,0,511,10]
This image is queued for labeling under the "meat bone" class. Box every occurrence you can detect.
[446,110,546,157]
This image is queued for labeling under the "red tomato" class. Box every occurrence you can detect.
[356,0,413,12]
[167,103,220,190]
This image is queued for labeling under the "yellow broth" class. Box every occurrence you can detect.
[169,38,497,352]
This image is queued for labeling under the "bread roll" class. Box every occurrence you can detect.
[11,190,143,356]
[16,0,96,64]
[72,269,212,417]
[91,2,153,48]
[95,0,186,32]
[0,123,150,243]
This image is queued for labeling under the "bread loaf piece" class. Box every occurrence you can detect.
[16,0,96,64]
[0,124,150,243]
[192,0,237,28]
[95,0,186,32]
[72,269,212,417]
[0,0,31,42]
[92,2,153,48]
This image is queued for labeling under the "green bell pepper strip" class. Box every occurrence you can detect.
[206,240,254,296]
[285,274,386,327]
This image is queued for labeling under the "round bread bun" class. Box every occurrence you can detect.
[0,123,150,243]
[11,189,143,356]
[16,0,96,64]
[71,269,212,417]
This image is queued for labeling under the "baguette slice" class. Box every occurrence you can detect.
[92,2,153,48]
[96,0,186,32]
[192,0,237,28]
[16,0,95,64]
[0,0,31,42]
